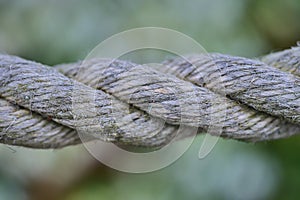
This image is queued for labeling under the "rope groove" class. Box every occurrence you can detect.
[0,45,300,148]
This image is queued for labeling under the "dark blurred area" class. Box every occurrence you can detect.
[0,0,300,200]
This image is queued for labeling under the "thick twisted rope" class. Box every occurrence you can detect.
[0,45,300,149]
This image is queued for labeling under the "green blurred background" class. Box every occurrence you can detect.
[0,0,300,199]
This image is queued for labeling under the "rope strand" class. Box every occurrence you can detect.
[0,45,300,148]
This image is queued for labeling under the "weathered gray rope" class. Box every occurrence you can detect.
[0,45,300,149]
[0,55,178,148]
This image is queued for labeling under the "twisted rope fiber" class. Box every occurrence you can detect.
[0,45,300,149]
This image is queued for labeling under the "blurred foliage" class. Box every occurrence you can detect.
[65,137,279,200]
[0,0,300,200]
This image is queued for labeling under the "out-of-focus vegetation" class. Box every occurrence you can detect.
[0,0,300,200]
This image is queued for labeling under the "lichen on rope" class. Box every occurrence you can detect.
[0,45,300,149]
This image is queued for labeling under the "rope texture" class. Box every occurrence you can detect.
[0,45,300,149]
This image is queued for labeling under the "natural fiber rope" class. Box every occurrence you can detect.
[0,45,300,149]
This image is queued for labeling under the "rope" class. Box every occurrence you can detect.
[0,45,299,149]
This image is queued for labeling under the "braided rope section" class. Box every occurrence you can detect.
[0,45,300,149]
